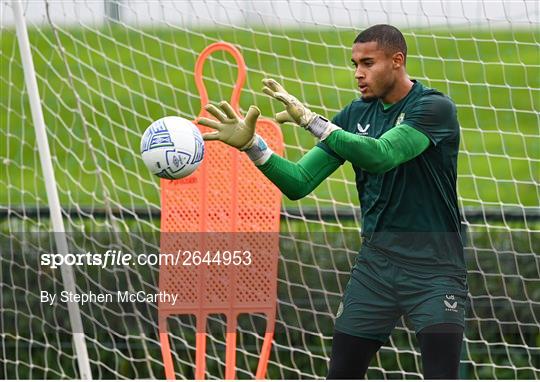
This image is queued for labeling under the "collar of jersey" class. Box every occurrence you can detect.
[378,80,419,112]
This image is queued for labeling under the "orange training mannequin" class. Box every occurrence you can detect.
[158,42,283,380]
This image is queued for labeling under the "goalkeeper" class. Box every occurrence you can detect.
[198,24,467,379]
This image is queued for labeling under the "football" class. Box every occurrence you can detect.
[140,116,204,179]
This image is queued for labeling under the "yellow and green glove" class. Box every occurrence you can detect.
[262,78,340,140]
[197,101,273,165]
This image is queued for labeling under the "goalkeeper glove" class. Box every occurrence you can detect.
[198,101,259,150]
[198,101,273,165]
[262,78,340,140]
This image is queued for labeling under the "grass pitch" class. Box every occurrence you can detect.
[1,26,538,210]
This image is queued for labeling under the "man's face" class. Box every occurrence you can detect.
[351,41,398,102]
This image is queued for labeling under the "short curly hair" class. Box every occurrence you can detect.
[354,24,407,61]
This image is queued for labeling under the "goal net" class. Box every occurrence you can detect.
[1,0,539,379]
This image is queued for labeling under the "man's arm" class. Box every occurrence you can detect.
[322,124,430,173]
[262,78,431,173]
[254,146,342,200]
[197,101,342,200]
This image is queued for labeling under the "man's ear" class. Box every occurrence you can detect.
[392,52,405,69]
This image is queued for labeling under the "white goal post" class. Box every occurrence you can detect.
[10,0,91,378]
[1,0,539,379]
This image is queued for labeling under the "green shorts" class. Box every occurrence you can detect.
[335,246,468,342]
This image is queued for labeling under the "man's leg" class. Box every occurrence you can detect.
[329,248,401,378]
[327,330,383,379]
[417,323,464,379]
[397,267,467,379]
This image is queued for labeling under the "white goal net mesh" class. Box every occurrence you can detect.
[1,0,539,379]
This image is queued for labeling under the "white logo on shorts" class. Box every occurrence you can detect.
[444,294,458,312]
[336,302,344,318]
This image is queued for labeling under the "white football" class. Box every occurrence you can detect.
[140,116,204,179]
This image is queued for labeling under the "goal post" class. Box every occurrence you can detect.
[1,0,539,379]
[9,0,91,378]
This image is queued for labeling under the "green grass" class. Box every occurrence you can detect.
[2,25,538,379]
[1,26,538,209]
[3,225,539,378]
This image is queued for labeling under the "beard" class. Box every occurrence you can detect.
[360,94,377,102]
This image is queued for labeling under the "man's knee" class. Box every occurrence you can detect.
[417,323,464,379]
[327,330,383,379]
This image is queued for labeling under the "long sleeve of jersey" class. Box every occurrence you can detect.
[256,146,342,200]
[322,124,430,173]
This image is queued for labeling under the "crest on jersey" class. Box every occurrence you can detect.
[395,113,405,126]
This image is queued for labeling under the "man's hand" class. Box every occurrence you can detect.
[262,78,340,140]
[262,78,317,127]
[198,101,260,151]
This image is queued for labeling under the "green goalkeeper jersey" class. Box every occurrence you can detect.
[318,80,465,274]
